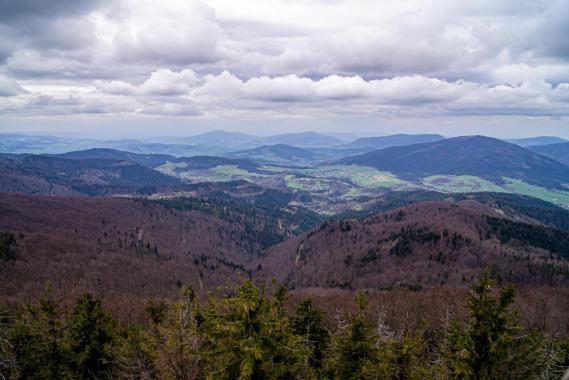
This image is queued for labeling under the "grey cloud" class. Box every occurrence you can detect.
[0,74,25,96]
[0,0,106,69]
[0,0,106,23]
[29,94,82,106]
[112,1,224,66]
[535,0,569,59]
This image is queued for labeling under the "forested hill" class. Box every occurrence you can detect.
[0,153,184,196]
[259,200,569,289]
[340,136,569,188]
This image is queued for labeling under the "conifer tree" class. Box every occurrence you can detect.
[447,271,546,379]
[202,280,309,379]
[324,292,378,379]
[9,291,69,379]
[65,293,117,379]
[150,286,205,380]
[292,299,329,370]
[0,306,18,379]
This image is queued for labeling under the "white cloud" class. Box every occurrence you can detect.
[196,72,476,104]
[95,68,199,96]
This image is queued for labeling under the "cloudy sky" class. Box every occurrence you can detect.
[0,0,568,138]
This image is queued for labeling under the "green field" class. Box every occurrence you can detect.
[422,175,507,193]
[157,160,189,174]
[260,165,289,173]
[341,188,364,199]
[421,175,569,207]
[284,175,332,192]
[501,178,569,206]
[300,165,412,190]
[173,165,265,183]
[158,160,569,211]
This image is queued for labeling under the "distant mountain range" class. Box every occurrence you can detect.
[226,144,324,166]
[505,136,568,147]
[183,130,344,149]
[340,135,569,188]
[5,134,569,209]
[261,131,343,147]
[340,133,445,150]
[4,131,569,161]
[528,142,569,166]
[178,130,260,148]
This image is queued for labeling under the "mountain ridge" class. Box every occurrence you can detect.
[339,135,569,188]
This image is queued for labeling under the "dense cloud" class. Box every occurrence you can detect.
[0,0,568,133]
[0,74,25,96]
[95,69,200,96]
[0,0,106,22]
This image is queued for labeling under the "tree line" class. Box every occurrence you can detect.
[1,273,568,379]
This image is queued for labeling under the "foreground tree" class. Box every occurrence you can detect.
[447,272,547,379]
[0,307,18,380]
[291,299,329,371]
[324,292,379,379]
[150,287,205,380]
[65,293,117,379]
[9,292,69,380]
[202,280,310,379]
[2,274,568,379]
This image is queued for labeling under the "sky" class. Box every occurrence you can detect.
[0,0,568,138]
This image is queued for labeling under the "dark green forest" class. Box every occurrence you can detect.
[1,273,568,379]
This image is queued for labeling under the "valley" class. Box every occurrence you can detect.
[3,131,569,378]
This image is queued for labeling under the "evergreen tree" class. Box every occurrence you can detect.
[0,231,16,262]
[376,331,443,380]
[291,299,329,370]
[324,292,378,379]
[10,291,69,379]
[202,280,309,379]
[0,306,19,380]
[149,286,205,380]
[447,271,546,379]
[114,324,158,379]
[65,293,117,379]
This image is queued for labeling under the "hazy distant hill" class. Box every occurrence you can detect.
[0,133,214,157]
[505,136,567,147]
[105,141,212,157]
[226,144,323,166]
[56,148,175,168]
[341,133,445,150]
[340,135,569,188]
[181,130,260,148]
[0,133,89,154]
[528,142,569,166]
[260,131,342,147]
[0,154,183,196]
[258,200,569,289]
